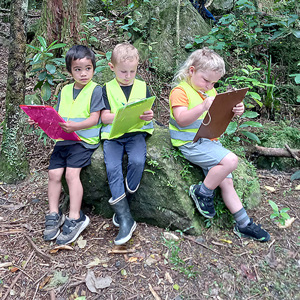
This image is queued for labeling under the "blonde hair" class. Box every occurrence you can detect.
[173,48,225,84]
[111,43,139,65]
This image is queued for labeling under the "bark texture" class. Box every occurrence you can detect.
[40,0,87,45]
[0,0,29,183]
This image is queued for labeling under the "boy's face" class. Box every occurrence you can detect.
[109,59,138,86]
[189,67,222,92]
[70,58,94,89]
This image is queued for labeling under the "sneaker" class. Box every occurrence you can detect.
[233,218,270,242]
[56,211,90,245]
[189,184,216,219]
[43,210,65,241]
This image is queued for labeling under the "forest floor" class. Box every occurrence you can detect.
[0,15,300,300]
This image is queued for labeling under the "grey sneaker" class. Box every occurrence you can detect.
[43,210,65,241]
[56,210,90,245]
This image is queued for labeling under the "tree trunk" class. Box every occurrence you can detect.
[0,0,29,183]
[248,145,300,160]
[39,0,87,45]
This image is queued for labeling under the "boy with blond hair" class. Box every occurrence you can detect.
[101,43,154,245]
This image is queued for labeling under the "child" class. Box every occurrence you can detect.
[30,45,104,245]
[169,48,270,242]
[101,43,154,245]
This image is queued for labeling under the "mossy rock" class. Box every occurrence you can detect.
[255,121,300,170]
[63,123,262,234]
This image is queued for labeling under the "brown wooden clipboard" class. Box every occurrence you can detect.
[193,88,249,142]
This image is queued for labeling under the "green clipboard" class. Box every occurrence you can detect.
[109,96,156,139]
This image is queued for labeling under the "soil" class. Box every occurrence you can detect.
[0,12,300,300]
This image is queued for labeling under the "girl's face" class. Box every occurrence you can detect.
[189,67,222,92]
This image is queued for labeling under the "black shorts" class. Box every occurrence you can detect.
[49,143,95,170]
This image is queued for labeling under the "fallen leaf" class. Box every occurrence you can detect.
[240,264,256,281]
[39,276,52,290]
[128,257,138,263]
[86,257,104,268]
[77,236,87,249]
[165,272,173,284]
[163,232,179,241]
[295,185,300,190]
[10,267,19,272]
[145,254,161,266]
[219,239,232,244]
[265,246,278,268]
[264,186,276,192]
[49,245,73,254]
[278,217,296,229]
[85,270,112,293]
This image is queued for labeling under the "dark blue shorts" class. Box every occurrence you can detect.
[49,143,95,170]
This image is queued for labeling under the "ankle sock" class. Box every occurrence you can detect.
[198,183,214,197]
[233,207,250,228]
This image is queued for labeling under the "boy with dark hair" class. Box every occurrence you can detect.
[30,45,104,245]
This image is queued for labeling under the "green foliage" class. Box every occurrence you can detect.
[289,62,300,103]
[95,52,111,75]
[27,37,66,102]
[162,235,198,278]
[269,200,291,226]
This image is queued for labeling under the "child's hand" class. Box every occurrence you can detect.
[140,110,153,121]
[232,102,245,117]
[203,96,215,111]
[59,121,77,133]
[27,118,38,129]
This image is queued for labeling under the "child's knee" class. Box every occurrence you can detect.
[224,152,238,170]
[48,169,63,182]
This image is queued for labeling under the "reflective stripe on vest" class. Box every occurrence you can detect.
[101,78,154,140]
[59,80,101,144]
[169,81,216,147]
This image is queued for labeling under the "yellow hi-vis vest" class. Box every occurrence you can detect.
[101,78,154,140]
[169,80,216,147]
[59,80,101,145]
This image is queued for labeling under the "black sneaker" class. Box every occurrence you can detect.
[233,218,270,242]
[56,210,90,245]
[189,184,215,219]
[43,210,65,241]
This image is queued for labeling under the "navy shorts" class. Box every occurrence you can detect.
[49,143,95,170]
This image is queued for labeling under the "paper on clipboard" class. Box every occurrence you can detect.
[193,88,249,142]
[109,96,155,139]
[20,105,81,141]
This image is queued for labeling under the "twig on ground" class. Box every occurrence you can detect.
[183,234,220,255]
[24,233,53,262]
[149,283,161,300]
[285,143,300,161]
[3,250,34,300]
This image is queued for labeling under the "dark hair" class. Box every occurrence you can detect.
[65,45,96,73]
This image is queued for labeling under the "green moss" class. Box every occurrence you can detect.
[255,121,300,170]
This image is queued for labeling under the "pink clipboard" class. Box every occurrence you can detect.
[20,105,81,141]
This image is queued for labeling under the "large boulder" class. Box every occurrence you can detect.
[64,124,262,235]
[129,0,211,76]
